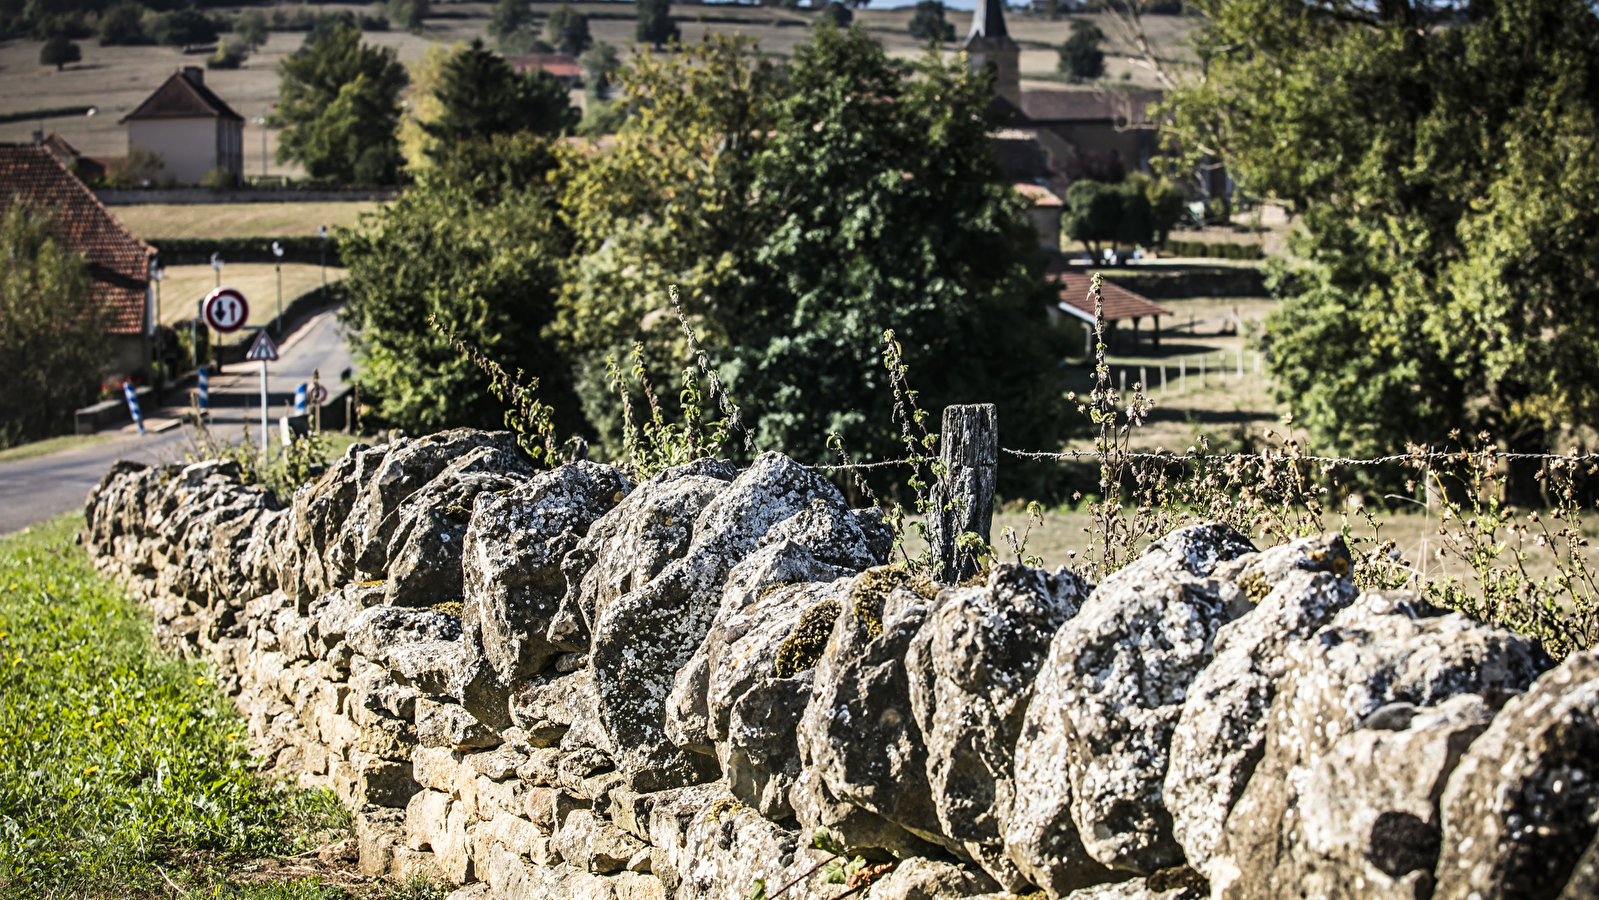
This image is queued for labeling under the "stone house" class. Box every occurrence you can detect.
[0,145,156,378]
[121,67,245,185]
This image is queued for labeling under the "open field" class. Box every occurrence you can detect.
[116,202,380,240]
[0,4,1194,173]
[157,263,344,327]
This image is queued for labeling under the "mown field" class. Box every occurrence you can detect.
[0,515,442,898]
[115,202,379,240]
[155,263,346,328]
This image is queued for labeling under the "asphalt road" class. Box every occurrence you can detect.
[0,309,355,536]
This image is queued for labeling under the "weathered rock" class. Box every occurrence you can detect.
[789,765,941,861]
[331,429,523,580]
[1289,692,1494,899]
[347,605,461,665]
[592,453,880,791]
[1434,648,1599,900]
[1210,593,1553,900]
[1007,523,1257,894]
[525,787,591,834]
[509,669,601,751]
[864,858,1001,900]
[356,805,407,877]
[384,446,534,608]
[1163,535,1357,873]
[724,670,813,819]
[387,640,463,695]
[417,696,502,750]
[555,809,646,874]
[666,540,853,757]
[548,458,738,654]
[799,566,954,853]
[463,461,629,684]
[905,563,1090,890]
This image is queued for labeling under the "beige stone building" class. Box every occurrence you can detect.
[121,67,244,185]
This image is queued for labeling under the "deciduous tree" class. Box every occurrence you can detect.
[270,22,408,184]
[420,38,578,158]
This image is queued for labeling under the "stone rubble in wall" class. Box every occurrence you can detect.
[80,428,1599,900]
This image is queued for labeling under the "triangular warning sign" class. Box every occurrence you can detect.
[246,330,279,362]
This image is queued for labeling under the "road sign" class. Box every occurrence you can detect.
[203,287,249,333]
[246,330,279,362]
[309,383,328,405]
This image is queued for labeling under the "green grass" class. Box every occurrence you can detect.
[0,434,110,463]
[0,516,440,899]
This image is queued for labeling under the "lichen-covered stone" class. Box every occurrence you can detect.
[906,563,1090,890]
[591,453,879,791]
[1163,535,1357,873]
[462,461,629,684]
[1433,648,1599,900]
[1011,524,1255,885]
[1209,594,1552,900]
[346,605,461,665]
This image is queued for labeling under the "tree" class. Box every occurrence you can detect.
[387,0,429,33]
[421,39,578,158]
[487,0,534,44]
[270,22,409,184]
[338,134,584,438]
[580,41,621,96]
[97,3,149,46]
[818,1,852,28]
[635,0,678,50]
[39,35,80,70]
[208,35,250,69]
[234,9,268,49]
[1169,0,1599,498]
[545,3,592,56]
[907,0,954,43]
[1057,19,1104,82]
[0,199,110,446]
[556,28,1070,492]
[152,9,217,51]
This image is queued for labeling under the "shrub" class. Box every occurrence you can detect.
[206,36,249,70]
[39,35,80,71]
[907,0,956,42]
[1058,19,1105,82]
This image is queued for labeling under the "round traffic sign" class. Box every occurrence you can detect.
[203,287,249,333]
[310,384,328,405]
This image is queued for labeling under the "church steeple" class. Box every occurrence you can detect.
[964,0,1021,106]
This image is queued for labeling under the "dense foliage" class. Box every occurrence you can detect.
[39,34,80,69]
[545,3,592,56]
[1063,174,1183,252]
[271,22,408,185]
[635,0,679,49]
[338,134,584,438]
[554,28,1070,491]
[420,39,578,159]
[1170,0,1599,495]
[907,0,955,42]
[0,200,108,448]
[1057,19,1105,81]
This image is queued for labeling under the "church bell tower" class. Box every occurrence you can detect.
[964,0,1021,106]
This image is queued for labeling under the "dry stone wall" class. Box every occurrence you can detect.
[80,429,1599,900]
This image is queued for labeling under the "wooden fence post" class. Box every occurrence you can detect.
[929,404,998,584]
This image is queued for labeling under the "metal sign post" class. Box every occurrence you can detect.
[246,330,280,462]
[198,366,208,410]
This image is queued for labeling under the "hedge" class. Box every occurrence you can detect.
[147,236,341,268]
[1160,239,1264,261]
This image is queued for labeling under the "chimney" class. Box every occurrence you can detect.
[182,66,204,87]
[31,130,43,146]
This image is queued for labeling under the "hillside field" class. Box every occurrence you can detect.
[0,2,1196,176]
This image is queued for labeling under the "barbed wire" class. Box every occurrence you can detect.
[807,448,1599,472]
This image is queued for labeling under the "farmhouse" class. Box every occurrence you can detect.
[0,145,156,377]
[506,53,583,88]
[121,67,245,186]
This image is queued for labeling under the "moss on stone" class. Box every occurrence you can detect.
[432,600,463,617]
[775,597,841,678]
[1238,570,1273,605]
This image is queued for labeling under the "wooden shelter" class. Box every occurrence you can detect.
[1050,271,1173,354]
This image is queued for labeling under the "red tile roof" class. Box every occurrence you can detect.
[122,69,243,122]
[507,54,583,79]
[0,145,154,335]
[1013,182,1062,207]
[1054,271,1173,323]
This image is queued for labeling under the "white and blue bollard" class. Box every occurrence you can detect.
[198,367,209,410]
[294,383,308,416]
[122,382,144,435]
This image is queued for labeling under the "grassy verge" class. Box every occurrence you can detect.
[0,434,110,463]
[0,515,440,899]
